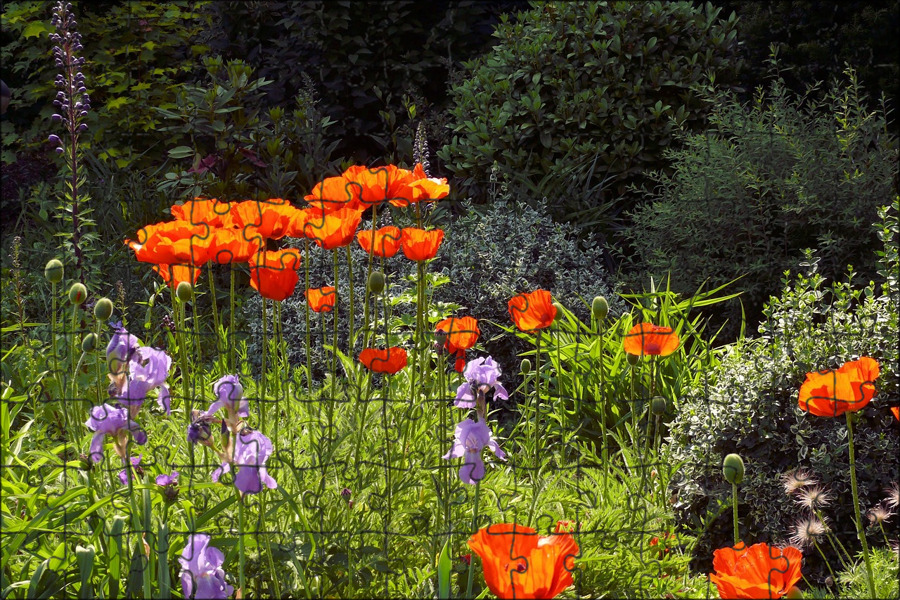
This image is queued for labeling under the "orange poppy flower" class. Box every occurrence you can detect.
[892,406,899,421]
[151,264,201,289]
[467,522,579,600]
[248,249,301,301]
[623,323,680,357]
[206,228,262,264]
[798,357,880,418]
[306,286,336,313]
[303,206,364,250]
[304,175,365,213]
[508,289,557,332]
[709,542,802,599]
[400,227,444,261]
[126,221,213,265]
[357,226,402,258]
[230,199,302,241]
[359,347,408,374]
[436,316,480,372]
[401,163,450,206]
[170,198,233,228]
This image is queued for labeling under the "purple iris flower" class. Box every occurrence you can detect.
[118,454,142,485]
[156,471,179,486]
[179,534,234,599]
[442,418,506,485]
[106,322,141,373]
[212,429,277,495]
[84,403,147,463]
[208,375,249,419]
[454,356,509,409]
[112,346,172,415]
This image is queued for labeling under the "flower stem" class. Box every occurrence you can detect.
[346,244,355,354]
[732,482,740,546]
[846,412,876,598]
[208,267,224,374]
[596,318,608,500]
[229,267,235,372]
[237,492,246,595]
[465,481,482,599]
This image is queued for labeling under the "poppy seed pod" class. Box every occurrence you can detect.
[367,271,386,294]
[68,282,87,305]
[520,358,532,374]
[651,396,667,416]
[93,297,113,321]
[723,454,745,485]
[44,259,64,283]
[626,352,640,367]
[81,332,97,352]
[592,296,609,321]
[176,281,193,303]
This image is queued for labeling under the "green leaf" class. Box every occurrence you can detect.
[437,540,452,599]
[23,21,51,39]
[76,545,95,599]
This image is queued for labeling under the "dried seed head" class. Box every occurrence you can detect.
[885,482,899,510]
[795,485,832,511]
[789,517,826,549]
[782,468,817,496]
[867,504,893,525]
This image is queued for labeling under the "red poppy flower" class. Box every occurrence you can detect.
[359,347,408,374]
[400,227,444,261]
[303,206,364,250]
[207,228,262,264]
[709,542,802,599]
[170,198,233,228]
[798,357,880,418]
[151,264,201,289]
[357,226,402,258]
[467,523,579,600]
[306,286,336,313]
[126,221,214,265]
[304,175,365,213]
[436,316,480,372]
[508,290,556,332]
[623,322,680,357]
[248,249,301,301]
[402,163,450,206]
[230,199,302,241]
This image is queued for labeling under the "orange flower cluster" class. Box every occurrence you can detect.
[468,522,579,599]
[709,542,802,599]
[798,357,880,418]
[304,163,449,213]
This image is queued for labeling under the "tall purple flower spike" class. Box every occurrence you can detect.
[208,375,249,418]
[84,403,147,463]
[455,356,509,409]
[179,534,234,599]
[212,429,277,494]
[442,418,506,485]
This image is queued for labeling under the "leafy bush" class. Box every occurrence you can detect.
[437,0,740,224]
[664,199,900,581]
[623,67,899,339]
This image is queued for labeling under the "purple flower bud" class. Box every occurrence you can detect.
[61,104,69,112]
[48,134,61,145]
[80,110,88,117]
[53,100,62,107]
[78,123,88,132]
[55,147,65,154]
[51,114,62,122]
[74,102,82,109]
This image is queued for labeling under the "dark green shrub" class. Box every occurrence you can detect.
[437,0,740,224]
[623,67,899,339]
[664,199,900,581]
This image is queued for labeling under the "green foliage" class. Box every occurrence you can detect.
[664,199,900,581]
[438,0,741,223]
[623,66,899,339]
[156,56,341,202]
[1,1,213,170]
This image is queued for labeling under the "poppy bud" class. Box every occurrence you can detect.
[552,301,564,315]
[651,396,667,416]
[785,586,803,599]
[44,259,64,283]
[68,282,87,305]
[592,296,609,321]
[93,297,113,321]
[81,332,97,352]
[723,453,745,485]
[626,353,640,367]
[367,271,385,294]
[520,358,532,375]
[176,281,193,303]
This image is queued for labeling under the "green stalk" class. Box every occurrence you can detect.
[229,267,235,372]
[176,295,190,424]
[346,244,355,354]
[732,482,740,546]
[533,334,542,473]
[846,412,876,598]
[262,489,281,598]
[465,481,482,599]
[208,267,224,374]
[50,282,63,423]
[237,493,246,596]
[304,239,312,396]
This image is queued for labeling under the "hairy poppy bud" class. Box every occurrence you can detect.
[626,352,640,367]
[93,297,113,321]
[68,282,87,305]
[45,259,65,283]
[723,454,745,485]
[81,332,97,352]
[785,586,803,599]
[592,296,609,321]
[520,358,532,375]
[367,271,385,295]
[176,281,192,303]
[651,396,667,416]
[552,301,564,315]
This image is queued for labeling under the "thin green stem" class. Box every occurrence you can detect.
[238,493,246,595]
[229,267,235,372]
[261,297,268,432]
[208,267,224,374]
[347,244,355,355]
[533,334,542,473]
[846,412,876,598]
[304,239,312,396]
[465,481,482,599]
[732,482,740,546]
[596,317,608,499]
